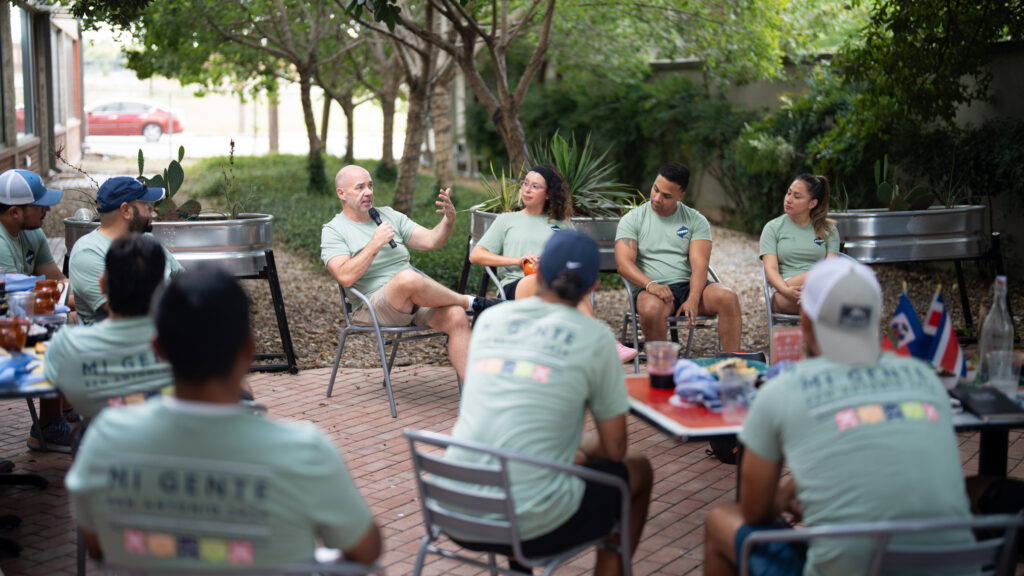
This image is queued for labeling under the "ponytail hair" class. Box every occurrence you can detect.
[796,173,836,240]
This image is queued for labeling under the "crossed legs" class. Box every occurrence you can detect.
[637,283,742,351]
[382,269,470,379]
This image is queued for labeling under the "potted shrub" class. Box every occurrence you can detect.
[469,132,635,271]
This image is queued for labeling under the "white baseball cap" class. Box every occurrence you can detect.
[801,256,882,365]
[0,169,63,207]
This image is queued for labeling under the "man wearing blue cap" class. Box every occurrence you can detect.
[69,177,184,325]
[0,169,77,452]
[0,169,66,278]
[446,230,653,575]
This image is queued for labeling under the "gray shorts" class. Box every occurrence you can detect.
[351,287,436,327]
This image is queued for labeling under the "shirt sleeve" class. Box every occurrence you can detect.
[70,243,108,319]
[386,209,418,244]
[320,219,352,265]
[587,330,630,421]
[305,434,375,552]
[477,214,508,255]
[759,219,779,258]
[825,223,840,254]
[738,376,785,462]
[690,210,712,242]
[615,207,639,241]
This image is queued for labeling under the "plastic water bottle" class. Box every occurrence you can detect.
[979,276,1015,393]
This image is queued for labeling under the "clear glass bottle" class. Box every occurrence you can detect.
[978,275,1014,393]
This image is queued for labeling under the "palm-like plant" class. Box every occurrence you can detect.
[471,163,522,214]
[528,132,635,217]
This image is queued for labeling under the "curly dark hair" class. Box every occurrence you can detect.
[528,164,573,221]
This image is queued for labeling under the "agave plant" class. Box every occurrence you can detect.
[528,132,635,217]
[470,163,522,214]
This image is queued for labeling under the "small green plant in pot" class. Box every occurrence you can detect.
[875,154,932,211]
[138,146,201,220]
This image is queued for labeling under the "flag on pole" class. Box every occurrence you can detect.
[924,293,967,377]
[890,292,928,359]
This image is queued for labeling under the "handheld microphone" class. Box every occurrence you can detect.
[368,207,397,248]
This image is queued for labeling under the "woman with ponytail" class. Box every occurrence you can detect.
[759,174,840,314]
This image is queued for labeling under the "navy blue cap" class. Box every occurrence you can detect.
[539,230,600,290]
[96,177,165,213]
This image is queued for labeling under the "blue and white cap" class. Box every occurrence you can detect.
[801,257,882,365]
[0,169,64,207]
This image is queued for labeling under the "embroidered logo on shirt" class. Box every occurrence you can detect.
[25,250,35,267]
[834,402,939,432]
[551,225,561,231]
[676,226,689,238]
[814,236,825,246]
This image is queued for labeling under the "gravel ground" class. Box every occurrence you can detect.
[42,158,1023,370]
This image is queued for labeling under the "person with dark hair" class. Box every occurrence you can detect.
[322,165,473,380]
[704,258,972,575]
[70,176,184,325]
[469,165,638,362]
[66,267,382,569]
[45,235,171,420]
[759,174,839,315]
[0,169,75,451]
[615,162,742,350]
[448,230,653,575]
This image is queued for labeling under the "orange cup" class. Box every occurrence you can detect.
[0,318,29,352]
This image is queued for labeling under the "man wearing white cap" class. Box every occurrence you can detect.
[0,169,65,278]
[0,169,76,452]
[69,176,184,325]
[704,257,972,576]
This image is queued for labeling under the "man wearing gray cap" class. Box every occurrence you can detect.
[69,176,184,325]
[704,257,972,576]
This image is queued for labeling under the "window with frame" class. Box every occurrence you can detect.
[12,5,34,138]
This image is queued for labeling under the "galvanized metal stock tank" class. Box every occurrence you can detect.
[470,210,620,271]
[832,205,986,263]
[64,214,274,277]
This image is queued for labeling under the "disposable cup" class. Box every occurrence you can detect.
[646,341,680,390]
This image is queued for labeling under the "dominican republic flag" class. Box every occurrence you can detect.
[923,293,967,377]
[890,292,928,359]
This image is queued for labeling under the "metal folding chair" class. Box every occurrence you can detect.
[405,429,632,576]
[98,560,379,575]
[761,262,800,364]
[620,268,722,374]
[740,513,1024,576]
[326,283,462,418]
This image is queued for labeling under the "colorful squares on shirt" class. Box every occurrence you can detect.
[199,538,228,563]
[473,358,552,384]
[147,532,176,557]
[119,529,253,564]
[834,401,940,432]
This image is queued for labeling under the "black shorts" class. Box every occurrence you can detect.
[502,278,522,300]
[452,458,628,558]
[637,281,711,311]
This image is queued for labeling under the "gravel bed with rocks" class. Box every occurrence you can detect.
[41,163,1021,370]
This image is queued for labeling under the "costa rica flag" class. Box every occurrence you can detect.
[924,293,967,378]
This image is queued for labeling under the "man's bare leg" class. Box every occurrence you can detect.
[704,503,744,576]
[594,453,654,576]
[699,284,742,352]
[384,269,471,312]
[637,291,673,343]
[427,305,470,380]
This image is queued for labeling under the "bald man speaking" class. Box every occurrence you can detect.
[321,165,474,380]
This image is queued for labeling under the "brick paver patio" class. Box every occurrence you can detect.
[1,364,1023,575]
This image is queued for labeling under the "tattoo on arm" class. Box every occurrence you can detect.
[615,238,637,252]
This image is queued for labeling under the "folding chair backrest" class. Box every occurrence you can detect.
[405,429,519,547]
[740,514,1024,576]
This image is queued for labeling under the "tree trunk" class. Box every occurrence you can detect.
[431,64,457,189]
[380,93,397,169]
[298,72,326,192]
[393,83,429,214]
[495,109,529,176]
[320,95,331,149]
[339,95,356,163]
[268,96,279,153]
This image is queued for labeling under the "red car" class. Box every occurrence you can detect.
[86,101,184,141]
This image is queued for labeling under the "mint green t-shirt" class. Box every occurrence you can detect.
[446,298,629,540]
[740,354,972,576]
[758,215,839,279]
[477,212,574,287]
[43,316,171,419]
[320,207,420,310]
[66,397,374,568]
[615,201,712,285]
[0,226,53,274]
[69,230,186,325]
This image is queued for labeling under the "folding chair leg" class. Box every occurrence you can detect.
[488,551,499,576]
[326,329,350,398]
[684,324,696,358]
[412,535,431,576]
[630,313,641,375]
[375,330,399,418]
[76,528,86,576]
